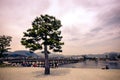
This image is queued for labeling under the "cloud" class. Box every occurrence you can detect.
[0,0,120,54]
[87,0,120,44]
[0,0,50,51]
[60,0,120,54]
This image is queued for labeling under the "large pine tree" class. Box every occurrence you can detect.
[21,14,64,75]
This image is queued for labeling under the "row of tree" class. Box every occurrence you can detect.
[0,14,64,75]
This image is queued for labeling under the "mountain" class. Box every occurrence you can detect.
[84,52,120,59]
[3,51,64,58]
[3,51,120,59]
[4,50,39,58]
[37,52,65,59]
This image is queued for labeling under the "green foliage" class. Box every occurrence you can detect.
[0,35,12,57]
[21,14,64,53]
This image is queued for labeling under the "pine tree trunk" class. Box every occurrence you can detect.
[45,54,50,75]
[44,44,50,75]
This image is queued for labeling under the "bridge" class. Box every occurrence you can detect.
[0,57,83,67]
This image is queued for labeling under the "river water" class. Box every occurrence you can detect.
[60,61,120,69]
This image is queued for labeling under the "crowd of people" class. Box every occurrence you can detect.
[11,61,59,68]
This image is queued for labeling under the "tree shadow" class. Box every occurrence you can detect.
[32,68,70,78]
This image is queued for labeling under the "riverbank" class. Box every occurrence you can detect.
[0,67,120,80]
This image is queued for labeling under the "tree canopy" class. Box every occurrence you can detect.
[0,35,12,57]
[21,14,64,53]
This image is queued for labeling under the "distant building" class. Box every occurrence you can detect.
[108,53,118,60]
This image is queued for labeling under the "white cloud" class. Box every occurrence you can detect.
[0,0,120,54]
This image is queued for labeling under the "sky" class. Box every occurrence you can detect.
[0,0,120,55]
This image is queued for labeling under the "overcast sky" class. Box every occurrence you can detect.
[0,0,120,55]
